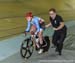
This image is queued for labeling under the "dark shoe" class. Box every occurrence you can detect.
[58,51,62,56]
[51,45,56,48]
[55,48,58,52]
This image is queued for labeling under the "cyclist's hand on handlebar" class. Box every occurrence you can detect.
[24,31,27,36]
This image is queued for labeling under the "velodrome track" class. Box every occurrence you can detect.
[0,21,75,63]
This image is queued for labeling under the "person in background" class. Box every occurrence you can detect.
[46,8,67,55]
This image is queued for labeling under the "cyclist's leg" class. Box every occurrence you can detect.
[30,25,37,48]
[37,28,44,54]
[38,22,45,46]
[38,28,43,46]
[34,28,43,49]
[30,25,43,49]
[30,25,36,35]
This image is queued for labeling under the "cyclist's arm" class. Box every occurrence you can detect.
[25,21,31,32]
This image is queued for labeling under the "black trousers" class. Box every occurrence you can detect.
[52,26,67,52]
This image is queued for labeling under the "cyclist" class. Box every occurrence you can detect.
[25,12,45,54]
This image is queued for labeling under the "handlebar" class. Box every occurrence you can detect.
[24,31,36,37]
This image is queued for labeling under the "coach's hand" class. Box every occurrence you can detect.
[53,28,58,31]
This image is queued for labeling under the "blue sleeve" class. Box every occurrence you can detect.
[25,21,31,32]
[35,20,40,32]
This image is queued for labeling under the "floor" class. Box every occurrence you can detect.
[0,21,75,63]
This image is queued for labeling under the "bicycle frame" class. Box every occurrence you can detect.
[31,35,37,49]
[20,33,50,59]
[31,34,48,49]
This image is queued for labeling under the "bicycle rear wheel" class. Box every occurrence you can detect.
[43,36,50,52]
[20,38,34,59]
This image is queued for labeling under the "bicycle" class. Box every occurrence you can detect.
[20,32,50,59]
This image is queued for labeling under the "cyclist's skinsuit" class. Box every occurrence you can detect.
[25,16,44,33]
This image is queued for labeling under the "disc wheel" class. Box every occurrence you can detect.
[20,38,34,59]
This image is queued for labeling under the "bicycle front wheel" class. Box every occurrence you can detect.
[20,38,34,59]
